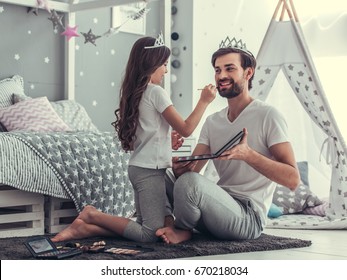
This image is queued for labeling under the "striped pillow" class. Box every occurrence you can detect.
[0,97,71,132]
[12,93,99,132]
[0,75,27,108]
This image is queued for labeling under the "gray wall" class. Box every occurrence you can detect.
[0,3,64,101]
[169,0,193,119]
[0,1,162,132]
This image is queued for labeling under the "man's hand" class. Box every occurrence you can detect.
[172,157,197,178]
[219,128,251,161]
[171,130,184,150]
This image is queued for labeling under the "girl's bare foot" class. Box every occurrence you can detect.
[156,227,192,244]
[51,218,91,242]
[77,205,98,223]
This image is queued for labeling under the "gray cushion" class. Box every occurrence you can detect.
[297,161,309,186]
[272,181,322,214]
[0,75,27,108]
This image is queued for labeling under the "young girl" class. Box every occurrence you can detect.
[51,35,216,243]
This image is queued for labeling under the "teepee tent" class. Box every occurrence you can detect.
[251,0,347,224]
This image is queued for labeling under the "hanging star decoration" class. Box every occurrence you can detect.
[27,0,50,15]
[25,0,151,46]
[27,6,39,16]
[48,9,64,30]
[102,6,150,38]
[37,0,50,13]
[81,29,101,46]
[130,7,150,20]
[102,27,121,38]
[61,25,80,41]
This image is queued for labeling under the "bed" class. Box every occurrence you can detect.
[0,75,135,237]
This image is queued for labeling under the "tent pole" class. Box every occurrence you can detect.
[282,0,293,20]
[288,0,299,22]
[272,0,283,20]
[279,2,286,20]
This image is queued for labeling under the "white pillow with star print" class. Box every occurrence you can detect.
[272,181,323,214]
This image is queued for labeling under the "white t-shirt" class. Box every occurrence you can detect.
[129,84,173,169]
[199,99,289,225]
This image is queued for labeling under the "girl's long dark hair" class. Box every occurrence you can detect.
[112,37,171,152]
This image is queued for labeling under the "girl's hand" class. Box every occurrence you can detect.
[200,84,217,104]
[171,130,184,150]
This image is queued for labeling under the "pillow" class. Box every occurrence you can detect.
[0,122,8,132]
[267,203,283,218]
[272,181,323,214]
[0,75,28,108]
[297,161,309,186]
[0,96,71,132]
[302,199,329,217]
[12,93,99,132]
[11,92,30,103]
[50,100,99,132]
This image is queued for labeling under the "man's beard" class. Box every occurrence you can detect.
[217,79,244,99]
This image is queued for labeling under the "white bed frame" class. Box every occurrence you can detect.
[0,0,171,238]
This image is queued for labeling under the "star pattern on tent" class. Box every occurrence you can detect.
[81,29,101,46]
[61,25,79,41]
[258,79,265,85]
[0,6,4,13]
[48,9,64,30]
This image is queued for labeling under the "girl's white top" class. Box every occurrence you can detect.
[129,84,173,169]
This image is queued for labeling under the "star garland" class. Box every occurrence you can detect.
[81,29,101,46]
[27,0,150,46]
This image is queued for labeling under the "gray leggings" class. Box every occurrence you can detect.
[173,172,263,240]
[123,166,173,242]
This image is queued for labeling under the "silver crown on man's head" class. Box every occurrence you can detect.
[219,36,254,57]
[144,32,165,49]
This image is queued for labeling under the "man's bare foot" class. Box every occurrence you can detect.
[51,218,91,242]
[156,227,192,244]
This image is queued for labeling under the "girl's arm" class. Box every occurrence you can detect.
[162,84,216,137]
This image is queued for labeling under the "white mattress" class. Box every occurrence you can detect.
[266,214,347,230]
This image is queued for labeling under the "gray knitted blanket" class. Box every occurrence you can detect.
[0,132,134,218]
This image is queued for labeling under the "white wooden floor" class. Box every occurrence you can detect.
[183,228,347,260]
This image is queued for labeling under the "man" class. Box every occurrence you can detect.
[156,39,300,244]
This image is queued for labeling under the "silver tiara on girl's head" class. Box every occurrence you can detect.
[219,36,254,57]
[144,32,165,49]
